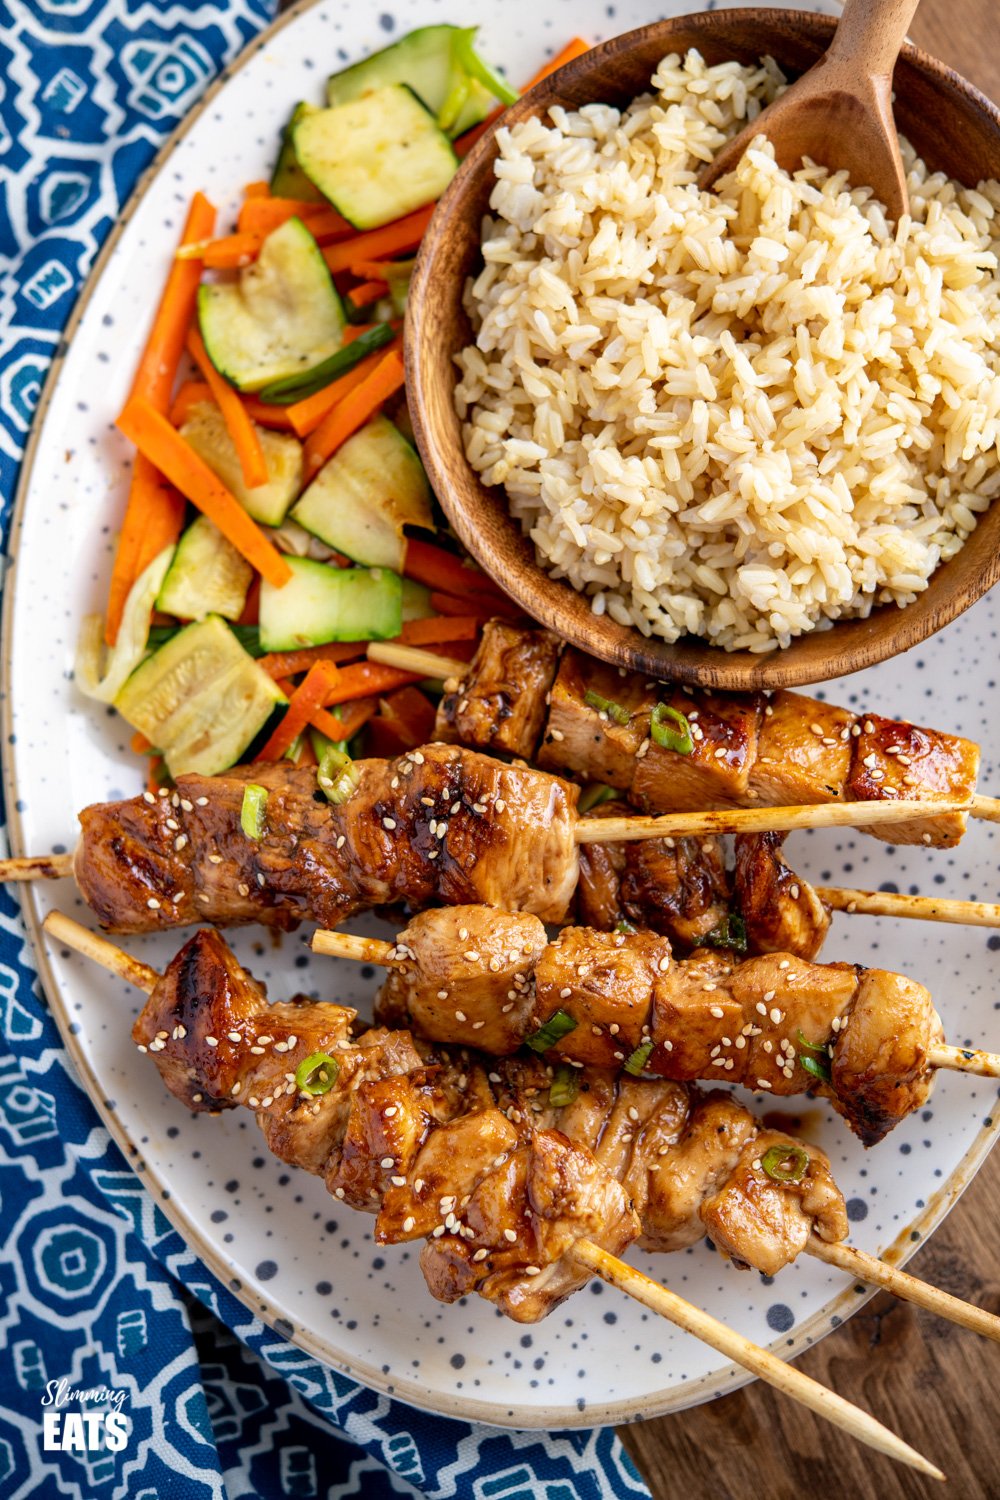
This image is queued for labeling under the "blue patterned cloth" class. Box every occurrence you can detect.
[0,3,651,1497]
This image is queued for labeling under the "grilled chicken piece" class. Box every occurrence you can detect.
[847,712,980,847]
[419,1130,640,1322]
[378,906,545,1055]
[750,691,855,806]
[77,745,580,932]
[537,651,652,788]
[493,1059,843,1267]
[376,907,943,1143]
[831,968,943,1146]
[533,926,673,1068]
[576,798,731,948]
[136,929,851,1318]
[733,832,831,961]
[632,686,765,813]
[701,1130,848,1275]
[133,923,357,1116]
[435,620,562,759]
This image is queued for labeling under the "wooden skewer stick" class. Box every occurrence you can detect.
[806,1236,1000,1344]
[37,908,944,1478]
[818,886,1000,928]
[970,794,1000,823]
[928,1043,1000,1080]
[0,852,75,881]
[576,800,971,844]
[43,910,160,992]
[312,927,1000,1086]
[570,1240,941,1478]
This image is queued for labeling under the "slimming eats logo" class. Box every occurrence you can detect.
[41,1379,129,1453]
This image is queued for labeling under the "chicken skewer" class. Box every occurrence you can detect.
[40,911,952,1475]
[311,908,1000,1145]
[42,910,1000,1348]
[0,746,970,940]
[390,622,1000,848]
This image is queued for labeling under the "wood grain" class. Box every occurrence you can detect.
[622,14,1000,1489]
[405,9,1000,692]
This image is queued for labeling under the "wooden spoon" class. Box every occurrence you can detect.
[699,0,922,219]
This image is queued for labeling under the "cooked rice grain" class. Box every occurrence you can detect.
[456,50,1000,652]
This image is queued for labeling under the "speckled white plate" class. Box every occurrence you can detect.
[5,0,999,1432]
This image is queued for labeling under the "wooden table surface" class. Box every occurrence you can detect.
[622,5,1000,1496]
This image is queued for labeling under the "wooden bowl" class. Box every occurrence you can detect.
[406,9,1000,690]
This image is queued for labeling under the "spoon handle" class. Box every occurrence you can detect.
[826,0,922,78]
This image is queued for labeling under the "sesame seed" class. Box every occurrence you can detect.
[455,1010,467,1022]
[770,1008,783,1024]
[789,883,800,899]
[464,951,480,963]
[756,1002,768,1017]
[231,1082,241,1096]
[165,818,178,832]
[143,791,155,805]
[146,897,160,910]
[208,853,222,864]
[336,835,345,849]
[227,1031,241,1043]
[403,1216,416,1233]
[709,1005,724,1020]
[196,796,209,806]
[380,1157,394,1169]
[495,798,506,813]
[524,1266,541,1277]
[384,1106,398,1118]
[550,728,565,741]
[383,818,396,831]
[238,883,249,896]
[473,1248,489,1262]
[864,720,875,734]
[391,1175,406,1187]
[136,1043,148,1053]
[756,1079,773,1090]
[504,1229,518,1243]
[205,1036,219,1048]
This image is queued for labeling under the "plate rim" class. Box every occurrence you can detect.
[2,0,997,1432]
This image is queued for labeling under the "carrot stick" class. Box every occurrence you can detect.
[309,694,379,742]
[293,734,319,768]
[523,36,590,89]
[404,538,508,601]
[237,198,353,242]
[320,660,422,705]
[244,180,270,198]
[146,756,165,795]
[286,337,404,439]
[238,576,260,626]
[256,660,342,761]
[322,205,435,275]
[258,642,368,680]
[170,380,213,426]
[178,231,262,269]
[116,399,293,589]
[454,38,591,159]
[186,327,268,489]
[349,259,412,280]
[130,730,153,754]
[105,191,216,644]
[396,615,482,646]
[303,347,406,479]
[240,395,298,431]
[347,279,390,309]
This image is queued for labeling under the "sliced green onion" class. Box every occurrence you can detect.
[702,913,748,955]
[525,1009,577,1053]
[258,323,396,405]
[577,783,618,814]
[650,703,694,755]
[548,1064,580,1108]
[240,783,268,841]
[454,27,519,106]
[295,1051,340,1096]
[624,1039,654,1077]
[316,745,361,806]
[799,1053,832,1083]
[583,689,631,726]
[760,1143,809,1183]
[615,917,638,936]
[796,1029,829,1054]
[436,73,471,133]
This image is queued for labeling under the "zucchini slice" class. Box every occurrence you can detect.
[156,516,253,622]
[325,24,506,139]
[402,577,433,622]
[180,401,303,526]
[259,558,403,652]
[294,85,457,231]
[291,415,432,572]
[270,101,325,201]
[116,616,286,777]
[198,217,345,392]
